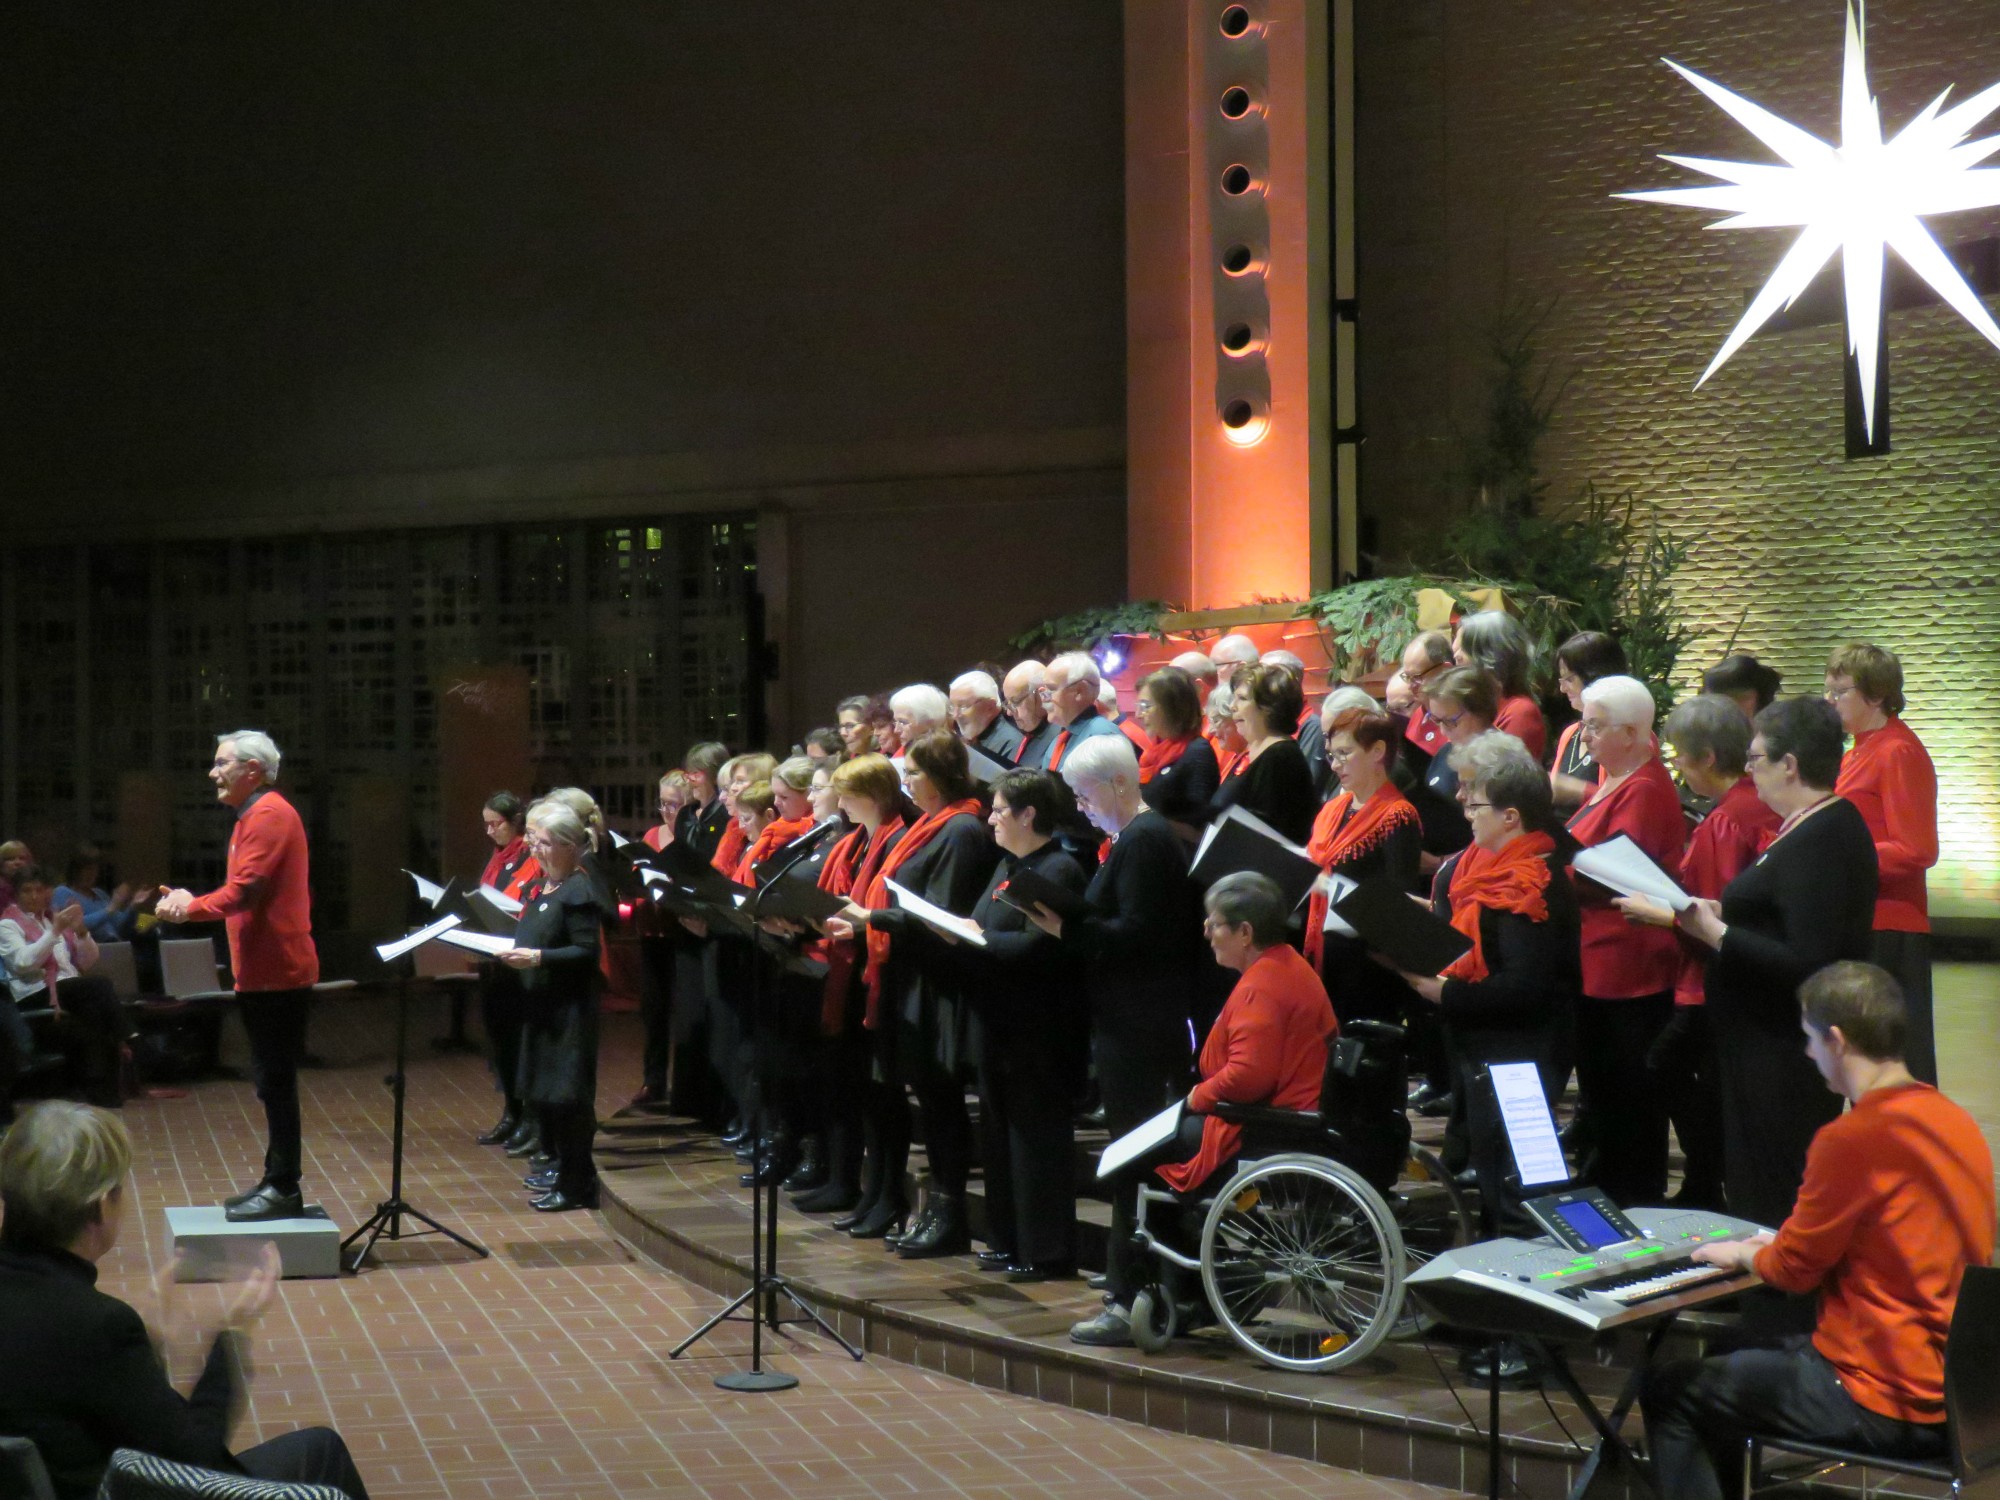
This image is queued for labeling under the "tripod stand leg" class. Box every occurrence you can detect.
[771,1280,865,1361]
[391,1202,490,1259]
[341,1207,394,1274]
[667,1283,761,1359]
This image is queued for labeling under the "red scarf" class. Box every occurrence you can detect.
[1439,832,1555,983]
[735,814,817,885]
[814,818,901,1033]
[1138,734,1193,784]
[1303,781,1419,966]
[860,798,982,1023]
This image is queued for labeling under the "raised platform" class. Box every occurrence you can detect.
[165,1202,343,1279]
[598,1110,1656,1500]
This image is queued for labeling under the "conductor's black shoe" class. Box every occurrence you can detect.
[1006,1260,1077,1285]
[222,1181,272,1211]
[225,1186,304,1223]
[476,1112,521,1146]
[531,1185,599,1213]
[524,1167,559,1191]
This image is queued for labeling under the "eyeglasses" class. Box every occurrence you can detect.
[1578,718,1615,737]
[1461,800,1495,812]
[1433,709,1467,730]
[1745,751,1774,768]
[1824,683,1859,701]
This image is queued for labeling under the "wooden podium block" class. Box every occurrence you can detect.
[165,1204,343,1281]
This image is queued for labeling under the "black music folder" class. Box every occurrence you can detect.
[993,864,1092,924]
[1189,806,1321,909]
[1332,877,1471,976]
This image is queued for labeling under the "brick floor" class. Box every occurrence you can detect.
[91,983,1470,1500]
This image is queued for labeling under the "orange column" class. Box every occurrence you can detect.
[1126,0,1330,610]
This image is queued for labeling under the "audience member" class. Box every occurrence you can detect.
[1,866,127,1117]
[53,845,152,944]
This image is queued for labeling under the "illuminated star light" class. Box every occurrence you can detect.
[1620,0,2000,440]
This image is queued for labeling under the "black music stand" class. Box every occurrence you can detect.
[668,837,862,1389]
[342,960,490,1273]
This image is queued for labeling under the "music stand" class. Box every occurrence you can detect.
[669,834,863,1388]
[342,960,490,1273]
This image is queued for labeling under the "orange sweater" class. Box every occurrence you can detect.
[1752,1082,1995,1423]
[1834,717,1937,934]
[181,788,319,992]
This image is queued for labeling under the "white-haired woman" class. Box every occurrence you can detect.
[501,800,603,1212]
[1564,675,1686,1209]
[1027,734,1202,1348]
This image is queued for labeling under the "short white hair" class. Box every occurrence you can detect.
[1211,633,1260,666]
[949,670,1000,705]
[1581,674,1657,730]
[1171,651,1217,683]
[1047,651,1101,692]
[889,683,950,729]
[1061,733,1139,794]
[525,799,592,852]
[1261,649,1305,673]
[219,730,282,781]
[1097,679,1120,712]
[1319,685,1380,731]
[1205,683,1236,732]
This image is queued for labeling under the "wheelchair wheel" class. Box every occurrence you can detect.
[1198,1154,1406,1373]
[1130,1284,1179,1353]
[1389,1145,1476,1338]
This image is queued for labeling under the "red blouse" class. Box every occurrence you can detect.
[1566,756,1686,998]
[1673,776,1777,1005]
[1834,717,1937,934]
[1495,694,1548,764]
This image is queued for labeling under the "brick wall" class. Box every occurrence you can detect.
[1357,0,2000,918]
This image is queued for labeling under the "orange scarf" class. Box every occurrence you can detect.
[735,814,817,885]
[710,820,747,877]
[1303,781,1419,967]
[1138,734,1193,784]
[1439,832,1556,983]
[815,818,903,1033]
[860,798,982,1023]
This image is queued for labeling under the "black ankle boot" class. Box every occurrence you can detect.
[477,1108,521,1146]
[783,1136,827,1194]
[845,1192,909,1239]
[896,1192,969,1259]
[740,1138,800,1188]
[793,1177,861,1214]
[886,1192,937,1250]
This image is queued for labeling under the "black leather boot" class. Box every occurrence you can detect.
[783,1135,827,1194]
[885,1190,938,1250]
[896,1192,968,1259]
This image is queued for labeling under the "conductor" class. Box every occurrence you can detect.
[156,731,320,1223]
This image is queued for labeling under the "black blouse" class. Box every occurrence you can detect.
[1206,737,1318,846]
[1140,735,1222,828]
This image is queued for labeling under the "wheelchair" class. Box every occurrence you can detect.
[1125,1019,1474,1373]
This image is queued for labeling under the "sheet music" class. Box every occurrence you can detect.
[402,870,448,907]
[476,883,526,917]
[1318,873,1360,936]
[375,913,463,962]
[885,880,987,947]
[964,744,1011,784]
[1572,834,1691,911]
[1097,1100,1185,1178]
[1490,1061,1570,1188]
[638,867,674,887]
[437,928,516,958]
[1220,803,1314,859]
[608,829,630,848]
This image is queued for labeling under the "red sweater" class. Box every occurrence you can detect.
[1673,777,1778,1006]
[1494,694,1547,764]
[1158,945,1334,1193]
[1753,1083,1994,1424]
[1567,757,1686,998]
[1834,717,1937,934]
[182,788,319,992]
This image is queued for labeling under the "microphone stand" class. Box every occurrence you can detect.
[670,828,863,1388]
[343,952,490,1272]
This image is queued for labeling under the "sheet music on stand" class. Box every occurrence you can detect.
[402,870,449,907]
[1489,1060,1571,1189]
[1096,1100,1185,1179]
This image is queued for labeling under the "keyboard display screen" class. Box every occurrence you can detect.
[1555,1199,1626,1250]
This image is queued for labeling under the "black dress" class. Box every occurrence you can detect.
[1707,797,1878,1228]
[1206,737,1317,846]
[1140,735,1222,831]
[514,873,603,1197]
[1316,805,1426,1026]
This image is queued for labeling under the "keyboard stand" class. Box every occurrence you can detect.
[1535,1317,1674,1500]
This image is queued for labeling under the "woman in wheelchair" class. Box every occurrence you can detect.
[1071,871,1334,1348]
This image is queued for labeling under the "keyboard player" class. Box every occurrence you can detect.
[1641,962,1994,1500]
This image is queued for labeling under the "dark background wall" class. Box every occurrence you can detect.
[1354,0,2000,919]
[2,1,1129,728]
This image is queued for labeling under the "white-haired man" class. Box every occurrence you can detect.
[889,683,950,749]
[1001,661,1058,769]
[157,731,320,1222]
[1170,651,1218,706]
[1209,633,1260,686]
[1040,651,1121,773]
[950,670,1024,762]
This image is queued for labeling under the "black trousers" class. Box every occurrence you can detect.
[539,1100,598,1198]
[1648,1004,1727,1205]
[1875,930,1935,1086]
[1095,1016,1192,1306]
[977,1034,1077,1264]
[637,935,675,1096]
[1642,1337,1945,1500]
[1574,991,1674,1208]
[237,1425,370,1500]
[239,988,313,1196]
[478,966,525,1110]
[894,1017,971,1196]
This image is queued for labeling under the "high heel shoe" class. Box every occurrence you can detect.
[793,1179,861,1214]
[845,1194,909,1239]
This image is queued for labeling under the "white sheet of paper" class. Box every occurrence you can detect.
[1222,803,1314,859]
[886,879,987,947]
[1572,834,1691,911]
[375,913,463,962]
[1318,872,1360,936]
[437,928,516,957]
[1097,1100,1185,1179]
[402,870,448,907]
[476,883,526,917]
[609,829,630,848]
[1489,1060,1570,1189]
[639,868,673,887]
